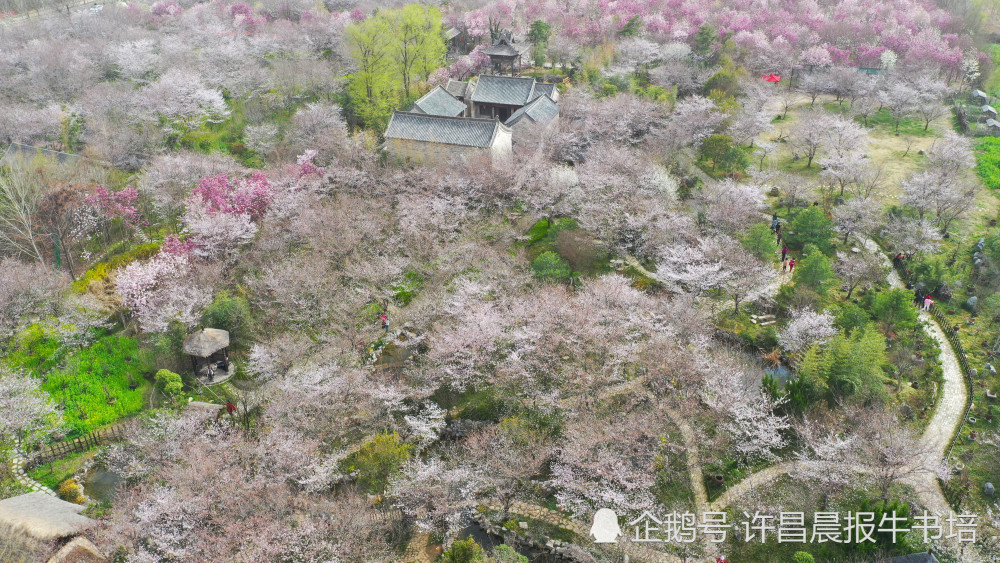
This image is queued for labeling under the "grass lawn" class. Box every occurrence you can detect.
[758,95,951,193]
[28,449,97,491]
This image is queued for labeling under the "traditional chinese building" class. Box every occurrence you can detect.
[410,85,468,117]
[383,111,512,163]
[469,75,559,121]
[504,94,559,131]
[481,30,528,75]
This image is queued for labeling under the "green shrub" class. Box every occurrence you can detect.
[871,288,919,331]
[531,251,572,281]
[155,369,183,395]
[441,538,486,563]
[793,552,815,563]
[392,271,424,305]
[201,291,252,342]
[491,544,528,563]
[341,432,412,493]
[57,479,86,504]
[741,223,778,260]
[793,246,836,294]
[786,206,834,254]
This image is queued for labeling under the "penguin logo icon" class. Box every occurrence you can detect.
[590,508,621,543]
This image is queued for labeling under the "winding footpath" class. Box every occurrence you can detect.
[400,236,979,561]
[8,449,56,497]
[704,236,978,559]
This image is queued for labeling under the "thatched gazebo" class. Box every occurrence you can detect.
[183,328,230,382]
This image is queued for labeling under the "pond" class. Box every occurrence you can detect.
[765,364,794,387]
[83,468,122,502]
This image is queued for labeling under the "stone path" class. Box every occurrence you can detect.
[704,235,981,560]
[9,449,56,497]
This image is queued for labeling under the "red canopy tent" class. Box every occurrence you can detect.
[762,74,781,82]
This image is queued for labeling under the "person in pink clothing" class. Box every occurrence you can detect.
[923,296,933,311]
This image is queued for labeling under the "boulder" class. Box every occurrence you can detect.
[968,296,978,312]
[986,482,995,497]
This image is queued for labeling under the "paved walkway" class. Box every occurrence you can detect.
[703,235,980,559]
[9,449,56,497]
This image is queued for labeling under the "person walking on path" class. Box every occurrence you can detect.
[771,215,778,233]
[781,259,788,273]
[781,246,788,261]
[923,295,933,311]
[788,258,796,272]
[914,289,924,307]
[380,313,389,334]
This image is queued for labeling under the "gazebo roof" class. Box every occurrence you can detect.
[0,492,96,541]
[183,328,230,357]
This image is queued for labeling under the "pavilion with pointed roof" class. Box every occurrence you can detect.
[482,30,528,75]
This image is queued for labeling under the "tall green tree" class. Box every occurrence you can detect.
[787,206,834,253]
[793,246,836,294]
[346,5,446,129]
[528,20,551,66]
[346,15,396,129]
[742,223,778,260]
[797,328,888,404]
[389,5,446,99]
[870,288,919,331]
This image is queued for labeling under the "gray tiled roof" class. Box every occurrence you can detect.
[506,94,559,127]
[445,79,469,99]
[384,111,505,148]
[471,76,539,106]
[983,105,997,114]
[444,27,460,40]
[411,86,466,117]
[532,82,559,102]
[482,41,519,57]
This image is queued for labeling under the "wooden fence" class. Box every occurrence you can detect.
[25,420,137,470]
[926,302,975,463]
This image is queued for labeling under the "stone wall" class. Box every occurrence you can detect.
[385,138,480,164]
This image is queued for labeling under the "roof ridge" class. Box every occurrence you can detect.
[391,110,497,123]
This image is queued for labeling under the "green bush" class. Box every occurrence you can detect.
[793,246,836,294]
[793,552,815,563]
[392,271,424,305]
[871,288,919,331]
[155,369,183,395]
[786,206,834,254]
[491,544,528,563]
[531,251,572,282]
[201,291,252,342]
[441,538,486,563]
[742,223,778,260]
[341,432,412,493]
